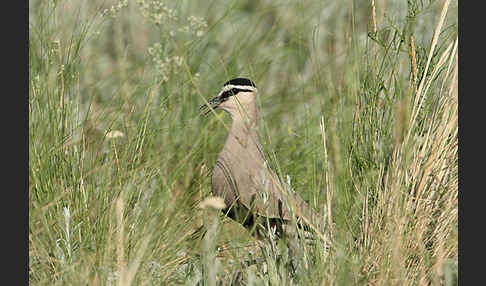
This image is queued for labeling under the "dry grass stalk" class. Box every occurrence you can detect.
[358,2,457,281]
[410,35,418,87]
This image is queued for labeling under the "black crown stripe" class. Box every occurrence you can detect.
[223,78,256,88]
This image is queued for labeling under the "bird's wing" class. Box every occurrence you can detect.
[237,166,321,226]
[213,156,322,228]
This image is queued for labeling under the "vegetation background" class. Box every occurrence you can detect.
[29,0,458,284]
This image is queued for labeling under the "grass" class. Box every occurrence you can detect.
[29,0,458,285]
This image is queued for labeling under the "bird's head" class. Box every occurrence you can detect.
[200,78,258,117]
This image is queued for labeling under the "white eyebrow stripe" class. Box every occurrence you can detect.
[218,85,258,97]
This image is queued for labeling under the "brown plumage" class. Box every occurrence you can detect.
[200,78,323,239]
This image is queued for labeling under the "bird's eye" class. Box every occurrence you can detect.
[221,88,253,99]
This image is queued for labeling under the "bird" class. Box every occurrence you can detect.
[199,78,326,242]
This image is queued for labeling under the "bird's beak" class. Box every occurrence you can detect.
[199,94,224,116]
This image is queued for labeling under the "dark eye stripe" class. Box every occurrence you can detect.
[221,88,253,98]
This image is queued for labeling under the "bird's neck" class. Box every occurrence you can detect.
[224,106,263,154]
